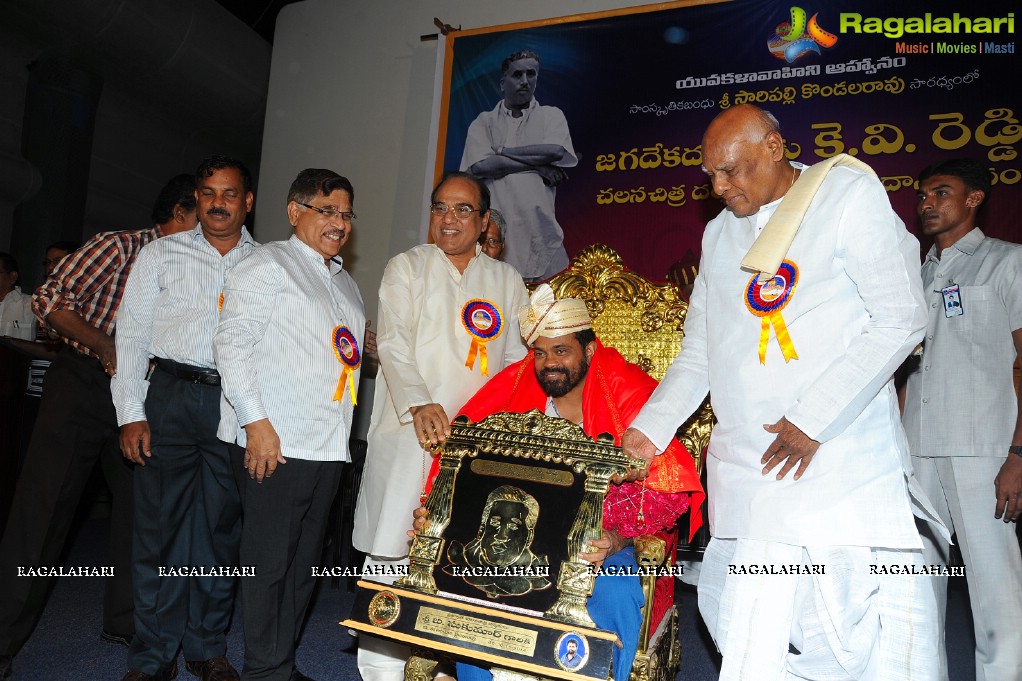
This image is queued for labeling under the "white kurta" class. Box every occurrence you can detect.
[631,163,940,548]
[461,99,577,281]
[353,245,527,558]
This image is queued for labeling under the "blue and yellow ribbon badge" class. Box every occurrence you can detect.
[461,299,503,376]
[332,325,361,404]
[745,260,799,364]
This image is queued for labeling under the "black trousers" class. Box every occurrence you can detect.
[0,351,135,657]
[231,444,342,680]
[127,366,240,674]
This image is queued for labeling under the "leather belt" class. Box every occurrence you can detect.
[154,357,221,386]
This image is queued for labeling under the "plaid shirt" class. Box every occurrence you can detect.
[33,226,162,359]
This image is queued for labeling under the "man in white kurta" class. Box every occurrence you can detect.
[624,105,945,681]
[353,173,527,680]
[461,51,577,282]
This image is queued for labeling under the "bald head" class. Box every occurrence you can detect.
[701,105,793,217]
[704,105,779,145]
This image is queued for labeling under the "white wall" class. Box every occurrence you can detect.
[259,0,658,321]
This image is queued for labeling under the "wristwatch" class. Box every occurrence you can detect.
[1009,445,1022,457]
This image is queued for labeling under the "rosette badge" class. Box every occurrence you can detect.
[332,325,361,403]
[461,299,503,376]
[745,260,799,364]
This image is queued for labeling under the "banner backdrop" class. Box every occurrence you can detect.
[434,0,1019,280]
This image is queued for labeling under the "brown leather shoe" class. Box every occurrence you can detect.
[120,659,179,681]
[184,656,239,681]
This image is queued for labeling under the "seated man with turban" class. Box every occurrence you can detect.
[423,284,703,680]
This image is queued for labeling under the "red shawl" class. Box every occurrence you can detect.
[431,340,704,539]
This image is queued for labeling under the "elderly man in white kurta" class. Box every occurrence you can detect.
[623,105,946,681]
[353,172,527,680]
[461,50,577,282]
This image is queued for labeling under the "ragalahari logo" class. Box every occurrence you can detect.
[767,7,838,63]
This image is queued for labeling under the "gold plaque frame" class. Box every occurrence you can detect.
[397,410,641,628]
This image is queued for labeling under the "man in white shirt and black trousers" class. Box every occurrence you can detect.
[113,156,258,681]
[214,169,366,681]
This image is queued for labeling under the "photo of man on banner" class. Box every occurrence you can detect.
[435,0,1018,283]
[461,49,577,282]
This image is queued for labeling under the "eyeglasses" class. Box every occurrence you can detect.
[429,202,483,219]
[481,238,504,247]
[298,202,356,222]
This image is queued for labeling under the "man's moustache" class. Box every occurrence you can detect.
[207,208,230,217]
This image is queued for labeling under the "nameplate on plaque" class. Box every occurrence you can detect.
[470,459,574,487]
[413,606,538,656]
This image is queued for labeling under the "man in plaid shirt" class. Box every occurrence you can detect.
[0,175,197,681]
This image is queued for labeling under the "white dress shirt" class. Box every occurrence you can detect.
[214,235,366,462]
[111,224,257,425]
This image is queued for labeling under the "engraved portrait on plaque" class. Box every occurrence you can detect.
[444,485,552,598]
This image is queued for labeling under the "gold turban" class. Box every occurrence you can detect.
[518,284,592,347]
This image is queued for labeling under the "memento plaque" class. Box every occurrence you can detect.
[344,412,640,681]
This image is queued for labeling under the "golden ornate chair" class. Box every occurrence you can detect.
[343,245,713,681]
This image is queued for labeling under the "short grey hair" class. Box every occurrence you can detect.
[487,208,507,240]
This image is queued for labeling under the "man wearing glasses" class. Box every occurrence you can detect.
[215,168,365,681]
[353,172,527,680]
